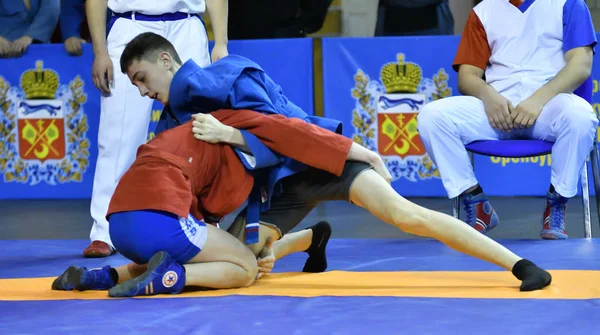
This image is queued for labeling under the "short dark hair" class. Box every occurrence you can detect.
[120,32,183,73]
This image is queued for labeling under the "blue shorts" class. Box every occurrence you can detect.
[109,210,208,265]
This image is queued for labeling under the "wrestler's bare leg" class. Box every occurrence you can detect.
[109,223,288,284]
[114,263,146,283]
[271,228,311,259]
[348,169,552,291]
[52,222,311,292]
[227,218,316,276]
[228,218,311,259]
[107,223,259,297]
[142,223,258,289]
[175,223,259,288]
[252,225,315,277]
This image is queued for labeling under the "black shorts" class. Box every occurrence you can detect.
[229,161,372,237]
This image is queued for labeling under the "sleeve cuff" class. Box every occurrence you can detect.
[235,130,281,170]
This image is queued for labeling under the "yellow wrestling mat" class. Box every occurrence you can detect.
[1,270,599,301]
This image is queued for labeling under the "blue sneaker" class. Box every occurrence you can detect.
[463,192,499,233]
[108,251,185,297]
[540,191,568,240]
[51,265,116,291]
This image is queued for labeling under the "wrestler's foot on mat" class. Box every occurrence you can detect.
[52,265,117,291]
[303,221,332,273]
[108,251,185,297]
[512,259,552,291]
[83,240,116,258]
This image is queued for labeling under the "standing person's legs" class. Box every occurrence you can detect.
[86,18,159,257]
[526,93,598,239]
[86,15,210,257]
[166,15,211,67]
[417,96,503,233]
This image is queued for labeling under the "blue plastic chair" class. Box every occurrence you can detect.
[452,139,600,238]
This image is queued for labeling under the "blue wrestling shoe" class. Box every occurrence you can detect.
[463,192,499,234]
[51,265,116,291]
[108,251,185,297]
[540,191,568,240]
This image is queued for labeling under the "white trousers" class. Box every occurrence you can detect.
[417,93,598,199]
[89,15,210,246]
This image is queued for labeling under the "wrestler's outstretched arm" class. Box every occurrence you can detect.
[192,110,392,182]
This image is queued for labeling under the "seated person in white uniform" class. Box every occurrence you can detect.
[417,0,598,239]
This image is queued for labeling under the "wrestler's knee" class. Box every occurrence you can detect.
[217,225,259,287]
[388,201,429,234]
[247,225,280,257]
[239,247,259,287]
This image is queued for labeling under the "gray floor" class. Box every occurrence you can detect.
[1,196,599,240]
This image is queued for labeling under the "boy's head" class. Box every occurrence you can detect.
[120,32,183,105]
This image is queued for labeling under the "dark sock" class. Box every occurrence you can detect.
[469,185,483,196]
[512,259,552,291]
[109,267,119,284]
[303,221,332,273]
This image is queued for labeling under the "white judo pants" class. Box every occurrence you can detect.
[417,93,598,199]
[89,15,211,246]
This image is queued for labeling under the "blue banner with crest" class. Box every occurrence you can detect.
[3,36,600,199]
[322,36,600,197]
[0,39,314,199]
[0,45,99,199]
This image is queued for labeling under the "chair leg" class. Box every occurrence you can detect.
[453,196,460,219]
[590,142,600,234]
[580,162,592,239]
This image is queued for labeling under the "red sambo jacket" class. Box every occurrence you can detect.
[106,109,353,222]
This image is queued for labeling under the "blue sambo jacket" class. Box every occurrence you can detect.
[156,54,344,244]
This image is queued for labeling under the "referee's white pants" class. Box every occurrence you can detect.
[416,94,598,199]
[89,15,211,246]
